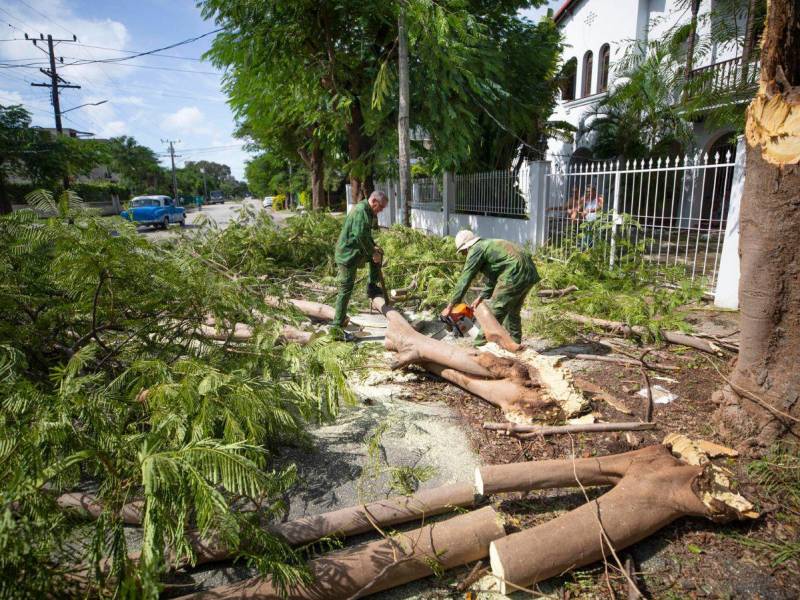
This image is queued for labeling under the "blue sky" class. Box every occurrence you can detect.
[0,0,564,182]
[0,0,250,179]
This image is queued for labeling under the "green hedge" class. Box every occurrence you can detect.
[7,182,131,205]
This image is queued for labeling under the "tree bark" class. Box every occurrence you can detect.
[177,506,505,600]
[298,139,326,210]
[713,0,800,445]
[0,172,11,215]
[346,100,375,204]
[684,0,702,85]
[479,445,756,594]
[397,5,412,227]
[372,297,563,422]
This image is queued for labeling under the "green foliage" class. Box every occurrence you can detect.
[528,213,706,342]
[732,446,800,567]
[0,200,361,596]
[272,194,286,211]
[201,0,562,195]
[299,190,311,210]
[4,181,130,206]
[376,225,462,308]
[105,135,163,195]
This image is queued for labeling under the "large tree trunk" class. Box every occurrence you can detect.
[178,507,505,600]
[480,444,756,594]
[397,5,412,227]
[372,297,564,423]
[0,172,11,215]
[310,142,325,209]
[346,100,375,204]
[684,0,702,85]
[713,0,800,445]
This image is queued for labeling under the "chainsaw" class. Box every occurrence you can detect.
[439,303,475,337]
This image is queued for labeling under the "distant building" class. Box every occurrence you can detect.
[547,0,760,168]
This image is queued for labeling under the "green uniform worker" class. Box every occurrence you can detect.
[442,230,540,344]
[332,191,389,334]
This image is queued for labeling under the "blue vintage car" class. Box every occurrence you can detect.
[120,195,186,229]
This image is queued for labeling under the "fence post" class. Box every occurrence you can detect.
[714,136,746,309]
[526,161,550,247]
[443,171,455,237]
[609,163,622,268]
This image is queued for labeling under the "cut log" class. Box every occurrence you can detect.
[486,444,756,594]
[56,492,143,525]
[275,482,477,546]
[537,285,578,298]
[475,445,662,496]
[474,302,522,352]
[265,296,339,324]
[129,483,478,568]
[572,377,634,415]
[196,319,313,346]
[423,362,561,424]
[483,422,655,437]
[562,313,730,355]
[372,296,494,377]
[177,506,505,600]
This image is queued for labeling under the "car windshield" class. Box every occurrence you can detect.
[131,198,161,207]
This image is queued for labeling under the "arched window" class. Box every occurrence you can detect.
[582,51,594,97]
[598,44,610,92]
[560,57,577,101]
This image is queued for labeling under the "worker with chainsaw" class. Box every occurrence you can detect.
[442,230,540,345]
[331,190,389,339]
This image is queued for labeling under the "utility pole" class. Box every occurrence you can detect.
[28,33,81,134]
[397,5,412,227]
[162,139,180,200]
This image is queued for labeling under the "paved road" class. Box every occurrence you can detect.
[135,200,294,241]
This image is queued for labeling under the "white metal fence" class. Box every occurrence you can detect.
[544,151,737,289]
[455,169,528,218]
[411,177,443,210]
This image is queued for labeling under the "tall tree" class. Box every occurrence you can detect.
[106,136,161,195]
[0,105,42,214]
[713,0,800,444]
[397,4,412,225]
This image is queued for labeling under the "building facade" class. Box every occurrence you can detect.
[546,0,758,168]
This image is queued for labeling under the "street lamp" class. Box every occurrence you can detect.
[59,100,108,115]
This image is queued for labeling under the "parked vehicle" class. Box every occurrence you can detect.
[120,195,186,229]
[263,196,273,209]
[208,190,225,204]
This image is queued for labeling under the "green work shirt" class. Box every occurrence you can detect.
[335,200,377,266]
[449,238,539,304]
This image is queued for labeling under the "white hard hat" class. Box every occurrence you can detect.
[455,230,480,252]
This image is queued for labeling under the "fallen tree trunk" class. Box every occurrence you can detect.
[197,319,313,345]
[474,303,522,352]
[563,312,732,355]
[178,506,505,600]
[537,285,578,298]
[56,493,143,525]
[484,444,756,594]
[372,296,494,377]
[372,297,566,422]
[264,296,339,324]
[423,362,561,424]
[483,421,656,437]
[108,483,478,568]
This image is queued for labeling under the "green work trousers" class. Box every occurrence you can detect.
[476,279,536,344]
[332,260,380,328]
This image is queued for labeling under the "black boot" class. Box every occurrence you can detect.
[367,283,384,299]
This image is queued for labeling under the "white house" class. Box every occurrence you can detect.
[546,0,759,168]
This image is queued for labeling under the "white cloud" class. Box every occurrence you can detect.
[99,120,127,138]
[162,106,204,131]
[0,90,25,105]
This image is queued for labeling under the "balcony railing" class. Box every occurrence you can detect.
[688,55,760,97]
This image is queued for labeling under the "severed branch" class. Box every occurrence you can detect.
[562,312,735,355]
[537,284,579,298]
[483,421,656,438]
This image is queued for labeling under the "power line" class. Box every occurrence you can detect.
[13,0,74,38]
[60,60,219,75]
[70,42,204,61]
[58,29,221,68]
